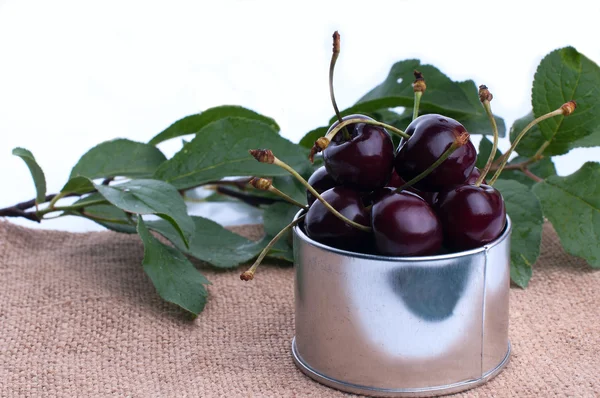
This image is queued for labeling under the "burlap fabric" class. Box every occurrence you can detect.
[0,220,598,397]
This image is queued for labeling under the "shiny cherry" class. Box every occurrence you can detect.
[371,189,443,256]
[394,114,476,192]
[436,184,506,251]
[324,114,395,192]
[305,186,371,251]
[306,166,338,206]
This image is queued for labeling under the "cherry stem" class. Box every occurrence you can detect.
[269,186,308,209]
[412,91,422,121]
[248,150,371,232]
[412,70,426,120]
[310,118,409,163]
[476,86,498,186]
[329,31,350,141]
[249,177,308,209]
[395,140,462,192]
[325,118,409,142]
[273,158,371,232]
[240,214,305,281]
[488,101,575,185]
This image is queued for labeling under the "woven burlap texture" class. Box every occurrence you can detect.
[0,220,598,397]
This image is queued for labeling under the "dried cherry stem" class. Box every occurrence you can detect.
[488,101,576,185]
[394,134,469,192]
[475,85,497,186]
[249,149,371,232]
[309,118,410,162]
[240,214,305,281]
[249,177,308,209]
[329,31,350,141]
[412,70,426,120]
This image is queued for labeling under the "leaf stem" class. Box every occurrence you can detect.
[241,214,305,281]
[521,168,543,183]
[395,140,463,192]
[476,85,498,186]
[46,192,66,210]
[488,102,575,185]
[38,198,108,217]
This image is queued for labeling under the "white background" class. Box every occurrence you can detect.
[1,0,599,232]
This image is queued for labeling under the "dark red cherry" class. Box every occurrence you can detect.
[371,189,443,256]
[394,114,476,192]
[436,184,506,251]
[306,166,338,206]
[305,186,371,251]
[324,114,395,191]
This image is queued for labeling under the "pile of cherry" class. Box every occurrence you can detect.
[304,113,506,257]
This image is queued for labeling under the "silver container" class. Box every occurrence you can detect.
[292,213,511,397]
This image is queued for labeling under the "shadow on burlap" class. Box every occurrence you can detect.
[0,221,598,397]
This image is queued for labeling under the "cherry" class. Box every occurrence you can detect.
[323,114,395,192]
[394,114,476,192]
[306,166,338,206]
[436,184,506,251]
[304,186,371,251]
[371,189,443,256]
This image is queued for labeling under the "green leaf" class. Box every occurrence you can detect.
[355,60,475,115]
[137,218,210,316]
[569,129,600,148]
[70,139,167,180]
[154,117,310,190]
[95,179,194,247]
[533,162,600,268]
[61,176,95,194]
[531,47,600,156]
[508,111,544,157]
[494,180,544,288]
[12,148,46,203]
[148,105,280,146]
[146,216,264,268]
[476,136,502,169]
[71,193,136,233]
[299,126,328,149]
[335,62,505,137]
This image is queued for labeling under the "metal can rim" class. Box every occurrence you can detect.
[293,211,512,263]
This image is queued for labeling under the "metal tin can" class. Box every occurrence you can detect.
[292,212,511,397]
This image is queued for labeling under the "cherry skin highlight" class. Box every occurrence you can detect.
[304,186,371,251]
[436,184,506,251]
[371,189,443,256]
[306,166,338,206]
[394,114,476,192]
[324,114,395,192]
